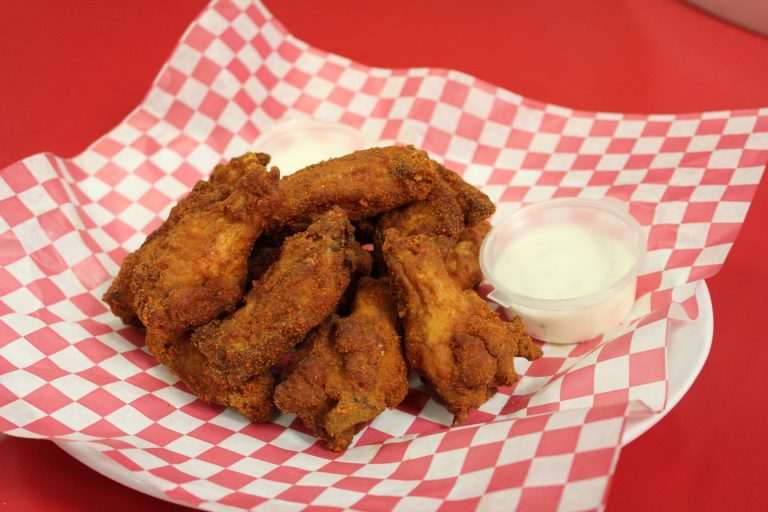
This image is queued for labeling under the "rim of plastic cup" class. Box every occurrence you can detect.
[253,118,375,149]
[480,198,646,311]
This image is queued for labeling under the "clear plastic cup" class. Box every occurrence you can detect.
[253,119,375,176]
[480,198,646,344]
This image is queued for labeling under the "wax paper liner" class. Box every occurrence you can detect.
[0,1,766,510]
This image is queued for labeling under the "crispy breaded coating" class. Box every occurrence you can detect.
[103,153,278,333]
[104,155,259,326]
[374,165,494,288]
[273,146,437,230]
[376,177,466,247]
[147,328,274,422]
[194,207,358,387]
[104,250,143,326]
[383,230,541,425]
[434,163,495,226]
[274,277,408,451]
[444,220,492,290]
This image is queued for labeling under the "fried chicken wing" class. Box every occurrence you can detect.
[103,153,278,333]
[193,207,358,387]
[274,277,408,451]
[383,229,541,425]
[376,177,466,247]
[103,157,247,326]
[147,328,275,422]
[273,146,437,230]
[374,165,494,288]
[434,163,495,226]
[444,220,492,290]
[103,143,525,448]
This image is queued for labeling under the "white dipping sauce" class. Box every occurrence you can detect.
[494,223,634,300]
[481,199,644,344]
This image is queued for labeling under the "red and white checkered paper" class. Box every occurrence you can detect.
[1,1,766,510]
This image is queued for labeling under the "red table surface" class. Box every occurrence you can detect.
[1,1,767,510]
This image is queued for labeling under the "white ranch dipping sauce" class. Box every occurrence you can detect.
[495,223,634,301]
[482,199,644,344]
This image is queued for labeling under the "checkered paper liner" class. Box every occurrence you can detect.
[1,0,766,510]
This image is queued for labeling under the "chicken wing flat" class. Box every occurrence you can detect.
[272,146,437,230]
[105,159,239,325]
[103,152,278,333]
[193,207,359,387]
[274,277,408,451]
[383,229,541,425]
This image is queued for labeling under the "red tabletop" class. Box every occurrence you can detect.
[1,1,767,510]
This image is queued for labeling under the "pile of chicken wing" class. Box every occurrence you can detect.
[104,146,542,451]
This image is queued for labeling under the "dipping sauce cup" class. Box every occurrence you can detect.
[480,198,646,344]
[253,119,374,176]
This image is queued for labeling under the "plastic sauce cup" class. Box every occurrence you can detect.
[253,119,374,176]
[480,198,646,344]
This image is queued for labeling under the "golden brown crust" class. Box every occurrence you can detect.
[103,251,143,326]
[272,146,437,230]
[373,165,494,288]
[147,328,275,423]
[193,207,358,386]
[274,277,408,451]
[102,160,247,326]
[383,230,541,425]
[103,152,279,332]
[444,220,492,290]
[435,163,496,226]
[376,177,466,247]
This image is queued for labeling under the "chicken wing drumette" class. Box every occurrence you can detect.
[274,277,408,451]
[383,229,541,425]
